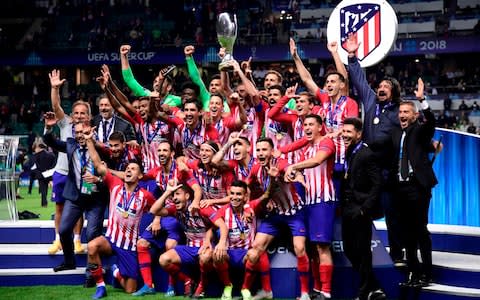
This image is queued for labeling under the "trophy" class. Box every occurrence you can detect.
[216,12,237,71]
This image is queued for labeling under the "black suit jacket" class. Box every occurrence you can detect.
[390,108,438,189]
[93,114,136,142]
[342,143,382,220]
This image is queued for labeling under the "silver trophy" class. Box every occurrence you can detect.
[216,12,237,71]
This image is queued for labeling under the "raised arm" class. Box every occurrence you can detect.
[100,64,137,117]
[231,59,259,102]
[290,38,319,94]
[327,41,349,95]
[120,44,150,97]
[48,70,66,120]
[43,112,67,153]
[184,45,210,109]
[150,182,183,216]
[84,126,107,177]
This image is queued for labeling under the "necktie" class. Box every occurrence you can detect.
[400,131,409,180]
[103,120,109,143]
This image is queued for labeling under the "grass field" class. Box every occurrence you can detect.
[16,186,55,220]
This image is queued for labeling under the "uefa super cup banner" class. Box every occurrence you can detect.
[327,0,398,67]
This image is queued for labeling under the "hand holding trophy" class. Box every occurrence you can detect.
[216,12,237,71]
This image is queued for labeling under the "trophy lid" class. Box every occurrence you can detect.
[216,12,237,36]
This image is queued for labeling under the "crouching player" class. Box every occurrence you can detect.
[212,180,272,300]
[83,126,155,299]
[150,180,228,297]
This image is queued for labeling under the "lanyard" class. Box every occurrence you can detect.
[121,185,140,214]
[239,157,254,179]
[160,160,177,191]
[230,204,245,233]
[344,142,364,177]
[374,101,395,119]
[146,121,162,144]
[326,96,346,128]
[261,165,271,191]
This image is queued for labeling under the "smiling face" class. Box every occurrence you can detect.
[124,162,143,184]
[324,73,345,100]
[172,188,190,211]
[264,73,281,89]
[208,95,223,118]
[342,124,362,149]
[229,185,248,209]
[157,142,173,166]
[184,102,200,127]
[181,88,197,104]
[108,139,126,159]
[233,139,249,161]
[74,123,86,146]
[399,102,418,129]
[132,99,140,114]
[72,103,90,124]
[256,141,273,167]
[303,116,322,142]
[200,143,215,164]
[268,88,283,107]
[209,78,221,94]
[138,99,150,121]
[98,97,114,120]
[377,80,393,102]
[295,94,313,117]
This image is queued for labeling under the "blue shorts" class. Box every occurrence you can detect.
[306,202,337,243]
[258,211,307,237]
[175,245,200,265]
[140,216,183,249]
[51,172,67,203]
[108,240,139,279]
[227,249,248,269]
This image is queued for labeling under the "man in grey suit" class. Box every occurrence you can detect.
[93,95,136,144]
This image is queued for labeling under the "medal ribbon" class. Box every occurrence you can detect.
[374,101,395,122]
[146,120,163,144]
[326,96,346,128]
[230,204,245,235]
[160,160,177,191]
[183,123,201,148]
[239,156,254,179]
[121,185,140,214]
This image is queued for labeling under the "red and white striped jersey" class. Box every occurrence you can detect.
[300,138,336,205]
[165,205,217,247]
[243,104,266,158]
[316,91,359,165]
[227,157,255,181]
[179,122,219,160]
[187,159,234,207]
[264,107,294,163]
[213,199,262,249]
[144,162,199,192]
[248,159,302,216]
[103,172,155,251]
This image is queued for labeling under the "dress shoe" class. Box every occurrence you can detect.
[53,262,76,272]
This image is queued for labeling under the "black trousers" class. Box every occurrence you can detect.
[394,180,432,278]
[38,178,50,207]
[342,213,380,299]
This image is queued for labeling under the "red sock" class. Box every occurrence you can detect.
[168,275,175,287]
[164,263,190,283]
[91,265,104,285]
[257,253,272,292]
[215,261,232,286]
[297,255,310,294]
[242,260,256,290]
[319,264,333,294]
[311,259,321,291]
[138,245,153,287]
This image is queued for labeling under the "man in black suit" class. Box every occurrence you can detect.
[391,99,437,287]
[93,95,135,144]
[30,140,56,207]
[43,113,106,272]
[341,117,386,300]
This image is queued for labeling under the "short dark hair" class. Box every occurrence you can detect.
[268,84,285,96]
[230,180,248,192]
[343,117,363,131]
[109,131,126,143]
[256,137,274,149]
[127,159,144,173]
[181,81,200,97]
[211,74,221,81]
[158,139,174,151]
[325,71,346,83]
[304,114,323,125]
[235,136,251,146]
[182,98,203,111]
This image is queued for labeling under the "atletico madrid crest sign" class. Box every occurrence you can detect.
[327,0,398,67]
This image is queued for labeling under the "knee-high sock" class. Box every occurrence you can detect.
[215,261,232,286]
[311,259,321,291]
[164,263,190,283]
[257,252,272,292]
[90,265,105,286]
[242,259,257,290]
[297,255,310,294]
[138,245,153,287]
[319,264,333,294]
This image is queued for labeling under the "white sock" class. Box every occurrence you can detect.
[55,233,60,241]
[96,282,105,287]
[74,234,81,242]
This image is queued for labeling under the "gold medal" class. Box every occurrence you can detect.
[240,232,245,240]
[373,117,380,124]
[123,211,129,218]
